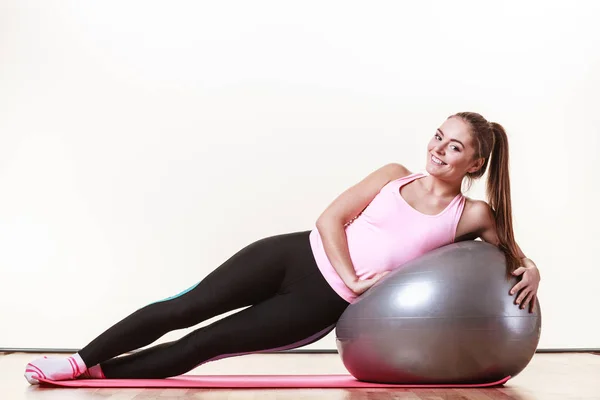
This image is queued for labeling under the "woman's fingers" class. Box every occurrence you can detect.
[375,271,390,281]
[529,294,538,313]
[521,292,532,309]
[510,280,525,295]
[516,290,533,309]
[515,288,530,305]
[354,272,390,294]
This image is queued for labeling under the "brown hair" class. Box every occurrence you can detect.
[451,112,520,276]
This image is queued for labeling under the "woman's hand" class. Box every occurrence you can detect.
[510,259,540,312]
[347,271,390,295]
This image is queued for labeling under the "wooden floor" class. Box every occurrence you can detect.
[2,352,599,399]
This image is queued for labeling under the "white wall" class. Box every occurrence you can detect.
[1,0,598,351]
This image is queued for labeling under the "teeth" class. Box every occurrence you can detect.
[431,155,446,165]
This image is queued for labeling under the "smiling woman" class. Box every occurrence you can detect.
[23,111,541,385]
[316,112,540,308]
[429,113,532,281]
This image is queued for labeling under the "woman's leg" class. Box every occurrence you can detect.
[78,232,306,367]
[100,254,349,378]
[25,232,311,383]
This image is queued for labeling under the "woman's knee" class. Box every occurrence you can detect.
[135,299,200,329]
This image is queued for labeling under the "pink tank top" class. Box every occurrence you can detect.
[309,172,466,303]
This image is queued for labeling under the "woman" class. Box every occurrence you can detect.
[25,111,541,384]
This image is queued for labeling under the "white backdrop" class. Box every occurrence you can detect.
[1,0,599,351]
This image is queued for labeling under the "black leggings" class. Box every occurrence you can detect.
[77,231,349,378]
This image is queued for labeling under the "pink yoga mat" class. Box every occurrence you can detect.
[36,375,511,388]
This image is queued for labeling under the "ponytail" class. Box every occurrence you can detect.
[451,112,521,277]
[487,123,521,276]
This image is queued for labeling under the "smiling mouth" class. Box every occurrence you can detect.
[431,154,447,165]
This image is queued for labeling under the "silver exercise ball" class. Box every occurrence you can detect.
[335,241,541,384]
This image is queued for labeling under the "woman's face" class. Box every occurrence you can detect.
[425,117,484,180]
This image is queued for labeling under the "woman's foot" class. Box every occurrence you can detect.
[24,354,87,385]
[77,364,105,379]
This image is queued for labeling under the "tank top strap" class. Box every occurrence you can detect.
[450,194,467,235]
[394,171,426,186]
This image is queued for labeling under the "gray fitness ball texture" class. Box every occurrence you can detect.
[336,240,541,384]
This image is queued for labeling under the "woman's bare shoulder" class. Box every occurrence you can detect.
[381,163,412,179]
[463,197,493,221]
[455,197,494,241]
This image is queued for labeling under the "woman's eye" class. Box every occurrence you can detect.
[434,134,441,140]
[451,145,460,152]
